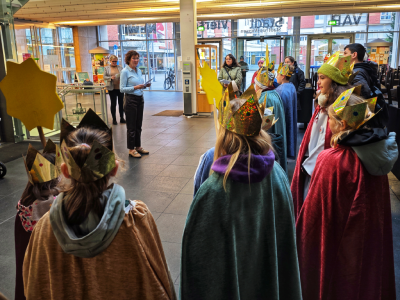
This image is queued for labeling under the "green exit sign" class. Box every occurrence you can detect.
[328,20,338,26]
[197,25,205,31]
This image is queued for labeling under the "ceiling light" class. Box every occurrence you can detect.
[378,5,400,8]
[199,13,238,18]
[55,20,94,25]
[120,7,180,13]
[222,2,280,7]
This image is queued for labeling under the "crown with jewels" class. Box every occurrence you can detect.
[218,83,268,136]
[277,63,293,77]
[318,51,354,85]
[23,139,63,184]
[262,106,279,131]
[60,109,116,183]
[332,87,377,129]
[255,68,275,88]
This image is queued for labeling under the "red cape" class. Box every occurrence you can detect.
[291,105,332,220]
[296,146,395,300]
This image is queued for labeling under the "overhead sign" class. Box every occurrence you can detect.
[242,18,285,34]
[328,20,337,26]
[198,25,205,31]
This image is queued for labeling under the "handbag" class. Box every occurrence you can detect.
[224,67,242,96]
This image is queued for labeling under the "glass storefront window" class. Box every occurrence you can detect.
[147,23,174,39]
[121,24,146,39]
[300,15,331,34]
[197,20,231,38]
[99,25,120,42]
[147,40,176,90]
[368,12,396,32]
[331,13,367,33]
[237,17,288,37]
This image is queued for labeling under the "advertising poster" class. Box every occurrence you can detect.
[97,67,104,75]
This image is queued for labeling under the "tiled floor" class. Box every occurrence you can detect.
[0,91,399,298]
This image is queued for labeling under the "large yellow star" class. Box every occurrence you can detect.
[200,62,223,106]
[0,58,64,131]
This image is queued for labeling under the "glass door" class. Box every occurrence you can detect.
[305,34,354,78]
[197,39,222,69]
[237,37,284,91]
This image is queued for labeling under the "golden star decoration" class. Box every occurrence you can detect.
[0,58,64,131]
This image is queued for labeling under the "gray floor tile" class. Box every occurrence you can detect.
[165,193,194,215]
[181,147,210,156]
[131,163,169,176]
[142,138,171,146]
[158,165,198,179]
[0,217,16,300]
[125,189,177,213]
[190,140,217,148]
[162,241,182,282]
[180,179,195,195]
[140,153,180,165]
[146,176,190,193]
[156,213,187,243]
[171,155,202,166]
[154,132,183,140]
[0,189,25,223]
[116,173,155,190]
[165,139,197,148]
[153,146,189,156]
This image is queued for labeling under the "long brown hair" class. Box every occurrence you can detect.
[19,152,60,207]
[328,94,371,147]
[62,128,114,226]
[214,126,273,190]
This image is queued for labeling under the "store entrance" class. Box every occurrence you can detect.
[237,36,290,91]
[197,39,222,68]
[305,34,355,79]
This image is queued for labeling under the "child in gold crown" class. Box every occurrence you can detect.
[182,86,302,299]
[296,88,397,300]
[14,142,61,300]
[23,110,176,300]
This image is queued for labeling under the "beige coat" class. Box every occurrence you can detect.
[23,201,176,300]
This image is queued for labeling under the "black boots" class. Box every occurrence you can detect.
[120,117,126,124]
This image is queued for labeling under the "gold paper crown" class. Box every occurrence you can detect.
[332,87,377,129]
[262,106,279,131]
[60,109,116,183]
[318,51,354,85]
[23,139,63,184]
[262,45,275,71]
[255,67,274,87]
[218,83,267,136]
[278,63,293,77]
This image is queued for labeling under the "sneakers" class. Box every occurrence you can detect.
[120,118,126,124]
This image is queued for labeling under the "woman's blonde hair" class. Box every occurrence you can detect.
[214,126,273,190]
[328,94,371,147]
[109,55,118,62]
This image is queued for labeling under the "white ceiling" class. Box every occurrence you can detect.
[14,0,400,26]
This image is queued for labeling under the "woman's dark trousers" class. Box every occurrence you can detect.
[124,94,144,149]
[109,89,124,121]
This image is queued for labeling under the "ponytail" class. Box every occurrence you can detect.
[62,128,113,226]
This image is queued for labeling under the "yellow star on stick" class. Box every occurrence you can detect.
[0,58,64,146]
[199,61,223,106]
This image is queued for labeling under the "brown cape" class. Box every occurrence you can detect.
[23,200,176,300]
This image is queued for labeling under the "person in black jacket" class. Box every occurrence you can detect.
[284,56,306,97]
[344,43,388,128]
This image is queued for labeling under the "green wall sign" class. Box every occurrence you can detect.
[328,20,338,26]
[197,25,205,31]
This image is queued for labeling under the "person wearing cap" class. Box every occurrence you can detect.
[238,55,249,92]
[251,58,265,85]
[291,52,355,220]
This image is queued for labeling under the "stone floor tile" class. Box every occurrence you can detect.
[146,176,190,193]
[140,153,180,165]
[162,241,182,282]
[115,173,155,190]
[0,189,25,223]
[153,132,183,140]
[171,155,202,166]
[165,193,194,215]
[0,217,16,300]
[156,213,187,243]
[180,179,195,195]
[158,165,198,179]
[181,147,210,157]
[153,146,189,156]
[131,163,169,176]
[125,189,177,213]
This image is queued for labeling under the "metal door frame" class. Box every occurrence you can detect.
[236,36,284,64]
[306,33,355,78]
[197,38,223,68]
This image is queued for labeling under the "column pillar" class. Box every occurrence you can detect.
[293,16,301,62]
[180,0,197,115]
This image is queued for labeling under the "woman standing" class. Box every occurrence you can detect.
[120,50,151,158]
[218,54,242,96]
[284,56,306,97]
[104,55,125,125]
